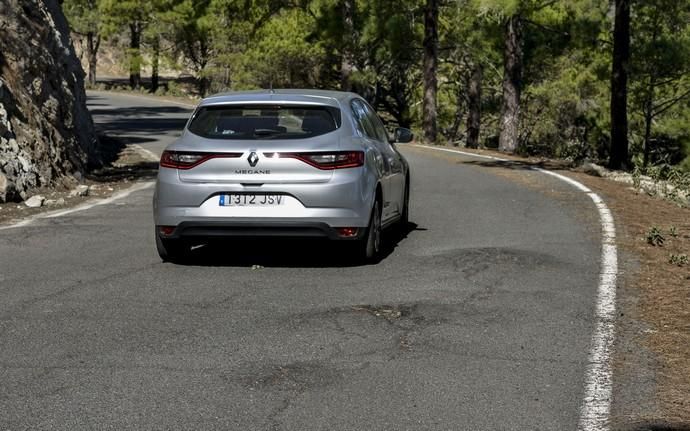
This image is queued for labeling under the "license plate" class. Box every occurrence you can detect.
[219,194,284,206]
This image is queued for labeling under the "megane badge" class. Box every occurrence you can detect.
[247,152,259,167]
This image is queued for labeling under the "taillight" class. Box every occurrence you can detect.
[160,151,242,169]
[280,151,364,170]
[337,227,359,237]
[159,226,176,236]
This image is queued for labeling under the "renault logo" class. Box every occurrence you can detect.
[247,152,259,167]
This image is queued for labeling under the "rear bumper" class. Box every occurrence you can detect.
[154,203,368,228]
[153,158,379,240]
[158,221,365,240]
[153,169,377,230]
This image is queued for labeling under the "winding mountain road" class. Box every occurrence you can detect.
[0,91,607,430]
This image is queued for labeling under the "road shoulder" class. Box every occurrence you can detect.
[407,143,690,429]
[0,140,157,227]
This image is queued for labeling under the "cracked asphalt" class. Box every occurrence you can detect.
[0,92,602,430]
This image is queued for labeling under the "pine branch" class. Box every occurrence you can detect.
[652,88,690,117]
[522,19,567,37]
[533,0,560,12]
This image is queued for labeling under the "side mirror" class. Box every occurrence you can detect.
[392,127,414,144]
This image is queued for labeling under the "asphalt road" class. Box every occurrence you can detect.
[0,92,602,430]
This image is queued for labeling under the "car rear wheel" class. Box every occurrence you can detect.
[155,230,188,263]
[357,199,382,263]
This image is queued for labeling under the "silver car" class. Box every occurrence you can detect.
[153,89,412,263]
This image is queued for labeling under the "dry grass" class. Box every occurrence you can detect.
[572,172,690,424]
[408,144,690,424]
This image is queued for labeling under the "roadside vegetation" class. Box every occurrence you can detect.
[62,0,689,178]
[9,1,687,424]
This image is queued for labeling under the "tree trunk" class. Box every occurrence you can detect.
[129,22,141,90]
[448,86,464,145]
[642,15,661,168]
[151,35,160,93]
[609,0,631,170]
[395,87,412,129]
[340,0,355,91]
[466,64,482,149]
[422,0,439,144]
[642,78,654,167]
[85,32,100,87]
[498,14,523,153]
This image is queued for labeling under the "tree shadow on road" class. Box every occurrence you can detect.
[89,106,192,117]
[87,134,159,182]
[94,117,190,134]
[92,76,200,96]
[87,94,192,135]
[623,423,690,431]
[458,159,573,171]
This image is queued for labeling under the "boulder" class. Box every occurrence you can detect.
[69,184,90,197]
[581,162,608,178]
[0,172,15,202]
[0,0,100,203]
[25,195,45,208]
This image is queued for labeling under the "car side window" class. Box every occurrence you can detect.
[350,99,378,140]
[361,102,389,143]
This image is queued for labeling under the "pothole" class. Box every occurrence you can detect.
[426,247,558,278]
[242,361,340,392]
[627,423,690,431]
[350,304,409,321]
[286,302,452,356]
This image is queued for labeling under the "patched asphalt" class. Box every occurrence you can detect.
[0,92,602,430]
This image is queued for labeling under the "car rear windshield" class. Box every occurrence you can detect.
[187,105,341,140]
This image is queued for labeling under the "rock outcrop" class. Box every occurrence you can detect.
[0,0,99,202]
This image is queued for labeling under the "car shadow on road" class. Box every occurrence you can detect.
[175,222,424,268]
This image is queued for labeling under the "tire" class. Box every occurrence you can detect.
[155,230,188,263]
[357,199,382,263]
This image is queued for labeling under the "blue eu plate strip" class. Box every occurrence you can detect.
[219,194,225,206]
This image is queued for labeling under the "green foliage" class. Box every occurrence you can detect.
[125,47,145,73]
[154,80,187,97]
[61,0,690,169]
[518,54,607,159]
[235,9,326,89]
[669,253,689,267]
[632,165,642,191]
[99,0,154,36]
[62,0,103,35]
[628,0,690,167]
[634,159,690,205]
[646,226,666,246]
[354,0,422,127]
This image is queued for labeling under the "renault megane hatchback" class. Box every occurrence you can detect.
[153,89,413,263]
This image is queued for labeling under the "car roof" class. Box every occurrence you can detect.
[199,89,358,109]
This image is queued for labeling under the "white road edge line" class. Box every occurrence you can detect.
[2,91,183,231]
[0,181,155,231]
[411,144,617,431]
[131,144,161,162]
